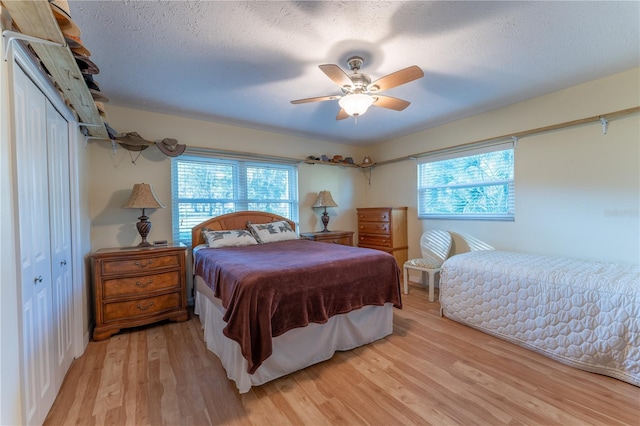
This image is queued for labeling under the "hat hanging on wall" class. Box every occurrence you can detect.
[49,0,81,37]
[155,138,186,157]
[83,74,109,103]
[104,122,117,140]
[94,101,107,119]
[73,52,99,74]
[115,132,153,152]
[65,33,91,57]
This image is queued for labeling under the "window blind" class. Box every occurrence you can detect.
[171,154,298,245]
[417,141,515,220]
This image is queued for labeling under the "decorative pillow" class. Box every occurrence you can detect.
[247,220,298,244]
[201,228,258,248]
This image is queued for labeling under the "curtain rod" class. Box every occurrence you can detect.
[375,106,640,167]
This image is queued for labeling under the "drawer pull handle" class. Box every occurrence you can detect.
[34,276,43,283]
[60,260,67,266]
[136,279,152,288]
[134,260,153,268]
[137,302,154,311]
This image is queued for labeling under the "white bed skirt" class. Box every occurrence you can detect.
[194,276,394,393]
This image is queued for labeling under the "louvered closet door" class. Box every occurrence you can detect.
[14,65,56,425]
[46,101,74,387]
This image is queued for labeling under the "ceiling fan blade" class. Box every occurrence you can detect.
[368,65,424,92]
[372,95,410,111]
[291,95,340,104]
[336,108,349,120]
[319,64,353,89]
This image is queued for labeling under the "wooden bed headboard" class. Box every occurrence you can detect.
[191,211,296,247]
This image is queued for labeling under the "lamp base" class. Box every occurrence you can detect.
[136,212,152,247]
[320,209,330,232]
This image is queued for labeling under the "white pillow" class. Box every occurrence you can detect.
[247,220,298,244]
[202,228,258,248]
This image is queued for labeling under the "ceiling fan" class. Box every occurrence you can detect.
[291,56,424,120]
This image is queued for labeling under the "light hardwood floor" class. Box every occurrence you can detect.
[45,284,640,425]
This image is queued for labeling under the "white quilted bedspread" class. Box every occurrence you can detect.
[440,250,640,386]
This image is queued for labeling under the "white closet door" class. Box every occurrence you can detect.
[14,66,56,426]
[46,101,74,388]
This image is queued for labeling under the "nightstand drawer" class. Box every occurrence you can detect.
[103,271,181,298]
[357,210,391,223]
[320,236,352,245]
[358,234,392,248]
[100,253,181,275]
[299,231,353,246]
[103,292,181,322]
[358,222,390,234]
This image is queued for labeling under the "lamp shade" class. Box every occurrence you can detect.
[312,190,338,208]
[339,93,374,117]
[122,183,165,209]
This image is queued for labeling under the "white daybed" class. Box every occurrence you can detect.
[439,250,640,386]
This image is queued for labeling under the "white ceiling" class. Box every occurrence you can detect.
[69,1,639,146]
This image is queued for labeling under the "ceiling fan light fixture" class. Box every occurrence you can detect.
[339,93,374,117]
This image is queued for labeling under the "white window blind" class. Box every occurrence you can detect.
[171,154,298,245]
[417,141,515,220]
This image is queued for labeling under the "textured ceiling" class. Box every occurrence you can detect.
[69,1,639,146]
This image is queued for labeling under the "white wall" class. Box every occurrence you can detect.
[366,68,640,265]
[89,107,368,251]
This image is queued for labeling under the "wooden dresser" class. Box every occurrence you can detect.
[92,245,189,341]
[356,207,408,269]
[300,230,354,246]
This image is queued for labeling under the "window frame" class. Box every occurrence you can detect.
[417,141,515,221]
[171,153,299,246]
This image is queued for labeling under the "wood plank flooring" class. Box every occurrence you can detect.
[45,284,640,425]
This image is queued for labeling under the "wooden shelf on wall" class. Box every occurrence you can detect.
[302,159,375,169]
[2,0,109,140]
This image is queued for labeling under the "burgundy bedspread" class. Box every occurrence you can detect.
[194,239,401,374]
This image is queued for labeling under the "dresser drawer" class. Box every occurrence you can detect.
[103,292,181,322]
[358,222,390,235]
[100,253,181,275]
[357,209,391,223]
[359,234,392,248]
[102,271,180,299]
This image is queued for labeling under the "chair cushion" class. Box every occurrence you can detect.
[404,258,441,270]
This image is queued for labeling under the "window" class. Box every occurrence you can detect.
[417,142,515,220]
[171,154,298,245]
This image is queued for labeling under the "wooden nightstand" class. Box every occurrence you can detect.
[300,230,354,246]
[92,244,189,341]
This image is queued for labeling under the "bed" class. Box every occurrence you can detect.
[191,211,402,393]
[439,250,640,386]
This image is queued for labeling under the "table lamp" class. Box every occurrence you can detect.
[312,190,338,232]
[122,183,165,247]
